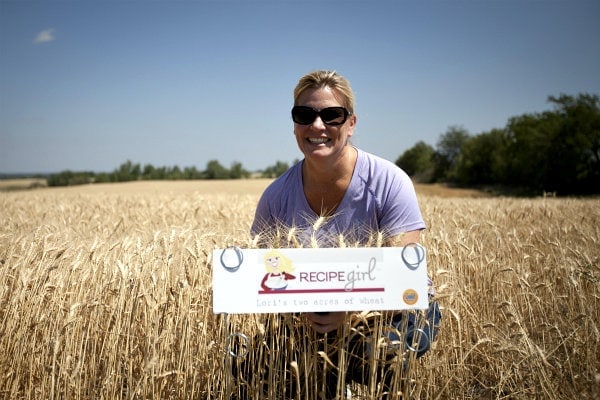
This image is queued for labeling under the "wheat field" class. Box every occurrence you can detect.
[0,180,598,399]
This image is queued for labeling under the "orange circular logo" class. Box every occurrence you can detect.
[402,289,419,305]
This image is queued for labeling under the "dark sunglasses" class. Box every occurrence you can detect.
[291,106,351,126]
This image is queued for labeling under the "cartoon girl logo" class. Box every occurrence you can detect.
[260,250,296,291]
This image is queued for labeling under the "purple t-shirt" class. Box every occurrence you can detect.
[251,148,426,247]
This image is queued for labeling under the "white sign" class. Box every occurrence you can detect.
[212,245,429,314]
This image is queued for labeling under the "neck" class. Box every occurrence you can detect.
[301,146,358,216]
[302,146,357,184]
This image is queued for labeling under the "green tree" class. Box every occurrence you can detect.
[142,164,156,179]
[434,126,470,182]
[229,162,250,179]
[153,166,168,180]
[546,93,600,194]
[47,170,95,186]
[203,160,230,179]
[262,161,289,178]
[395,141,435,183]
[183,166,202,179]
[504,111,561,191]
[95,172,110,183]
[169,166,183,180]
[113,160,141,182]
[453,129,508,185]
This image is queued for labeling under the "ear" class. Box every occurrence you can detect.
[346,114,357,137]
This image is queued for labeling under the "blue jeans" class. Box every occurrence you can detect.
[339,300,442,392]
[231,301,441,399]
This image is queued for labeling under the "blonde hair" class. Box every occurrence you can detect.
[293,70,355,114]
[263,250,295,273]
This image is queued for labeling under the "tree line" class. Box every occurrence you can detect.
[46,159,292,187]
[396,93,599,195]
[46,93,598,196]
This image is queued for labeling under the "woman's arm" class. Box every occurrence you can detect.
[385,229,422,247]
[304,230,423,334]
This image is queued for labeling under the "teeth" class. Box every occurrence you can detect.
[308,138,329,144]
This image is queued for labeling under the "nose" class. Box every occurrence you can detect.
[310,115,326,130]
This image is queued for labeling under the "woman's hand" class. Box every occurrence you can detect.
[304,312,347,334]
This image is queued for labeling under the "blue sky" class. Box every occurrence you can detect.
[1,0,599,174]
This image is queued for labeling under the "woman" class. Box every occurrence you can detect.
[244,70,439,398]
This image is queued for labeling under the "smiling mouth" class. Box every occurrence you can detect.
[308,138,330,144]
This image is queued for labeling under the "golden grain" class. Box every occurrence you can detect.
[0,181,598,399]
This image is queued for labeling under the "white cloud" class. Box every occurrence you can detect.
[33,29,55,44]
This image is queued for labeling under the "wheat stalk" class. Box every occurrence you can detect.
[0,183,598,399]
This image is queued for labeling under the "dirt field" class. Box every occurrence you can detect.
[0,178,47,191]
